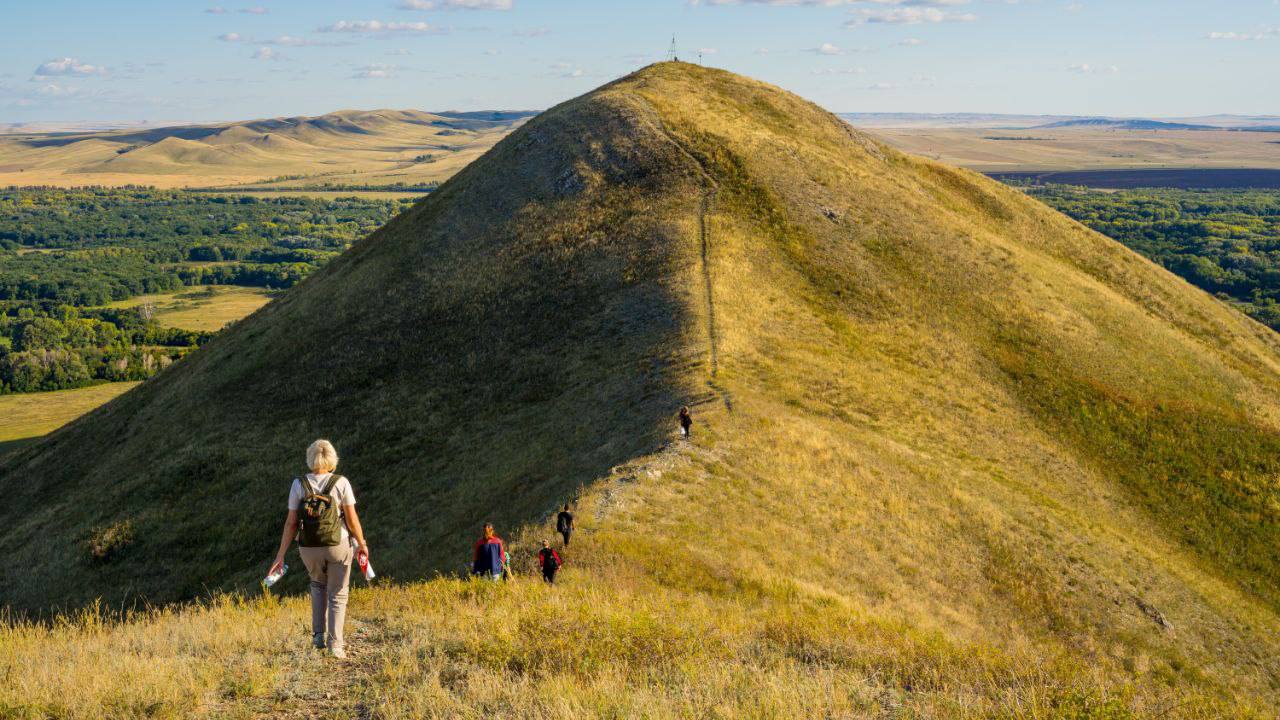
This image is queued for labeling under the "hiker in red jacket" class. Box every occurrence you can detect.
[539,539,562,584]
[473,523,505,581]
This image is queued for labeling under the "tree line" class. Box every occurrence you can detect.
[1026,185,1280,329]
[0,188,413,393]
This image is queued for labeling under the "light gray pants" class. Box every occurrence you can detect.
[298,542,353,651]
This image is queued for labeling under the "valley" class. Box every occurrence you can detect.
[0,109,532,190]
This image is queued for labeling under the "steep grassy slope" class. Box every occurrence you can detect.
[3,64,1280,716]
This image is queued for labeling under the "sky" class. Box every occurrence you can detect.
[0,0,1277,125]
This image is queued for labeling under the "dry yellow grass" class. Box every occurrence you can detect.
[871,126,1280,171]
[102,287,276,332]
[0,109,528,189]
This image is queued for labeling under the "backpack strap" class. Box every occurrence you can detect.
[323,474,347,522]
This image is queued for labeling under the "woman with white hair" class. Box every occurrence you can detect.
[269,439,369,658]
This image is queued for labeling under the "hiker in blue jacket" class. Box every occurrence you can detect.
[472,522,505,581]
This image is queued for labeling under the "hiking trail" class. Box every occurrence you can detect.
[698,187,733,413]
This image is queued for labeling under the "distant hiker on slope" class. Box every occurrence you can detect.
[539,540,562,584]
[270,439,369,659]
[556,504,575,546]
[473,523,506,581]
[678,406,693,439]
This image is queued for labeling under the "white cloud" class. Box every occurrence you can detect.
[867,82,900,89]
[241,6,268,14]
[513,26,550,37]
[697,47,719,54]
[848,7,977,24]
[754,47,771,54]
[388,48,414,56]
[205,6,228,13]
[551,62,585,77]
[810,42,848,55]
[218,32,243,42]
[896,37,924,46]
[1067,63,1118,74]
[1065,2,1083,11]
[33,57,108,77]
[810,67,865,75]
[264,35,346,46]
[252,47,282,61]
[352,63,396,79]
[1206,30,1272,41]
[319,20,443,34]
[35,83,80,97]
[399,0,513,9]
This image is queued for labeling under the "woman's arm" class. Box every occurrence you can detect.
[271,510,299,573]
[343,504,369,562]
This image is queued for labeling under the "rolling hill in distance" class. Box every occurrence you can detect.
[0,109,534,189]
[3,63,1280,716]
[7,106,1280,194]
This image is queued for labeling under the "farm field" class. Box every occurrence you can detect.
[868,126,1280,172]
[101,287,276,332]
[0,381,139,445]
[991,167,1280,189]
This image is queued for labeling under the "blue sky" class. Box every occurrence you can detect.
[1,0,1276,123]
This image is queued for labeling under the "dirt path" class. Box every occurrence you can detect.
[698,188,733,413]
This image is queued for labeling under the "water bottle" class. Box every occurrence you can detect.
[264,563,287,587]
[358,554,375,582]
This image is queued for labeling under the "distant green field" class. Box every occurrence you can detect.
[101,287,276,332]
[0,382,140,444]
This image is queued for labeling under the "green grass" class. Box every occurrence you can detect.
[2,63,1280,716]
[0,381,140,443]
[100,286,275,331]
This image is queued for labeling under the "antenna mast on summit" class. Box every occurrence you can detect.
[666,35,678,62]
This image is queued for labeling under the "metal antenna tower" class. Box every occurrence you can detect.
[666,35,678,62]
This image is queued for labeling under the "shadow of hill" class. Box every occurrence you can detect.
[0,81,709,615]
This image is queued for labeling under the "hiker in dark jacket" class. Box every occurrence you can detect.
[678,406,693,438]
[539,539,561,584]
[556,504,574,546]
[472,523,505,581]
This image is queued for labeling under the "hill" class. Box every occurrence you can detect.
[0,108,535,189]
[3,63,1280,716]
[1034,118,1218,131]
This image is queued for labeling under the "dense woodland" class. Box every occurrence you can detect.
[0,188,414,393]
[1026,186,1280,329]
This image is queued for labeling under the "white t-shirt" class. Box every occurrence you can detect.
[288,473,356,543]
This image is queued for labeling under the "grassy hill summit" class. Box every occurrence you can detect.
[4,62,1280,716]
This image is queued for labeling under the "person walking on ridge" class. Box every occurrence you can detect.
[269,439,369,659]
[678,406,693,439]
[473,523,506,581]
[556,504,575,546]
[539,540,562,584]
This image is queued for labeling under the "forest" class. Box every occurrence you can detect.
[8,185,1280,394]
[0,188,414,393]
[1026,186,1280,329]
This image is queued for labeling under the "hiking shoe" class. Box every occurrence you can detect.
[312,633,326,650]
[330,646,346,659]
